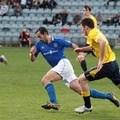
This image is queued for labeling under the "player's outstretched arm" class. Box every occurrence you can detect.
[72,43,78,50]
[29,46,36,62]
[74,46,92,53]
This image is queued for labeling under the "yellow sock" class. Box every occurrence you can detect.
[81,91,90,97]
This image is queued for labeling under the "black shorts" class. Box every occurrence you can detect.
[84,60,120,85]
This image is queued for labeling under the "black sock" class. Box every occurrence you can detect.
[80,60,87,72]
[83,96,91,108]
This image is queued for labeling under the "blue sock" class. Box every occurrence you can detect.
[0,57,3,62]
[90,89,112,99]
[45,83,58,104]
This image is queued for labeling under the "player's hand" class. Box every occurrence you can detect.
[74,48,83,53]
[76,55,81,62]
[30,46,36,55]
[97,60,103,71]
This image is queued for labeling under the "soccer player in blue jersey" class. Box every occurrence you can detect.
[29,27,120,111]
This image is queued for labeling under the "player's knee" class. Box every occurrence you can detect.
[69,80,82,93]
[41,78,49,86]
[78,74,87,84]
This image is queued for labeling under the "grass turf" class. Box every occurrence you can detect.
[0,47,120,120]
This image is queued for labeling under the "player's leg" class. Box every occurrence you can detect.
[75,64,120,113]
[90,89,120,107]
[77,52,88,72]
[41,59,71,110]
[41,70,61,110]
[107,60,120,90]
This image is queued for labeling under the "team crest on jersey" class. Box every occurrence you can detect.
[53,43,58,47]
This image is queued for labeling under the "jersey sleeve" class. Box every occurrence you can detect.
[34,41,41,57]
[54,37,72,48]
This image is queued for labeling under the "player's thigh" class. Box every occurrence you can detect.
[42,71,62,85]
[70,79,82,93]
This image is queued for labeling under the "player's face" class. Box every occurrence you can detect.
[83,8,90,16]
[36,31,48,43]
[80,24,88,36]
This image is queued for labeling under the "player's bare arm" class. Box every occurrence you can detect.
[74,46,92,53]
[29,46,36,62]
[72,43,79,50]
[97,38,106,71]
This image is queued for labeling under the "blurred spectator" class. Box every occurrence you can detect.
[40,0,49,9]
[26,0,33,9]
[103,14,113,26]
[43,9,69,26]
[19,24,32,47]
[32,0,40,9]
[104,0,118,9]
[8,0,18,8]
[20,0,27,9]
[48,0,57,10]
[117,13,120,26]
[68,12,82,26]
[43,13,62,25]
[111,13,119,27]
[95,11,103,26]
[0,1,9,16]
[58,9,69,25]
[13,2,22,16]
[117,20,120,26]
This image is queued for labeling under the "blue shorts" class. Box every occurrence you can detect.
[84,60,120,85]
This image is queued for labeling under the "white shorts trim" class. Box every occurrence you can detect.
[50,59,77,87]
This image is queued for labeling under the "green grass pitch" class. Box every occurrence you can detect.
[0,47,120,120]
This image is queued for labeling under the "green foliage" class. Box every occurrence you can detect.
[0,47,120,120]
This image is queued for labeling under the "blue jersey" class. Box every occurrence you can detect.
[34,37,72,67]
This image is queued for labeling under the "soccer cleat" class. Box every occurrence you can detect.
[41,102,60,110]
[75,105,93,114]
[1,55,8,65]
[109,92,120,107]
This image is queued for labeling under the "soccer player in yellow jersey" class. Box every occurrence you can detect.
[74,18,120,114]
[78,5,97,72]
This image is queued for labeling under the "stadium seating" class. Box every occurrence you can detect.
[9,16,17,24]
[4,32,12,46]
[29,9,37,17]
[0,0,120,47]
[2,16,9,24]
[23,16,31,25]
[0,32,5,45]
[30,16,39,25]
[12,32,20,46]
[105,33,119,47]
[2,24,11,32]
[22,9,29,17]
[0,24,3,31]
[16,16,24,24]
[36,9,44,17]
[11,24,18,32]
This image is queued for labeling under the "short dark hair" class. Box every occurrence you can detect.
[84,5,91,11]
[80,18,94,29]
[35,27,48,35]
